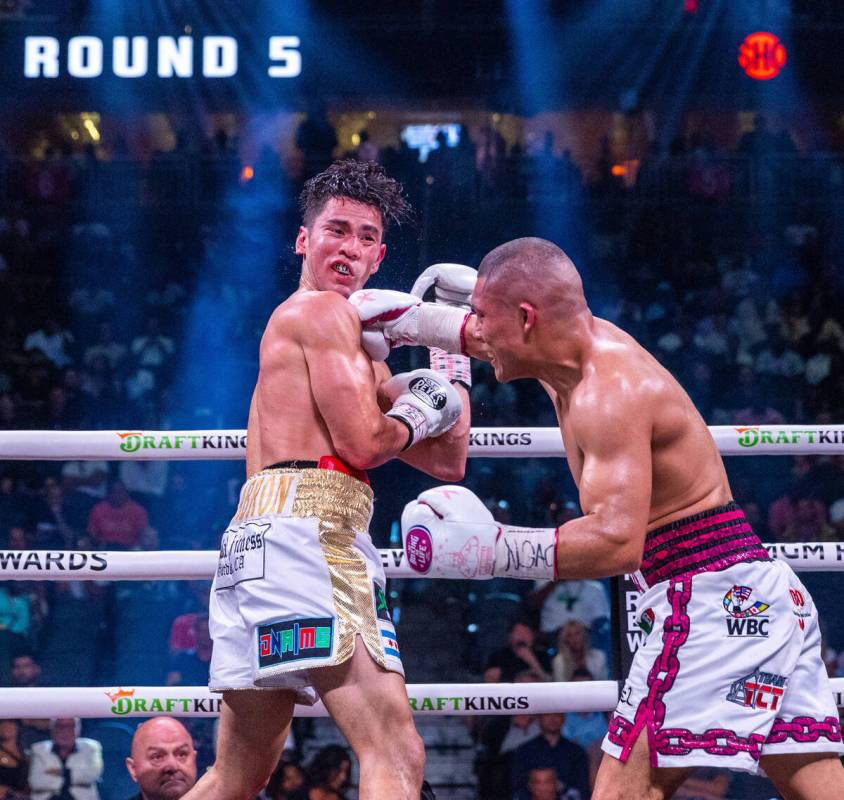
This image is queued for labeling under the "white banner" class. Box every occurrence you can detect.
[1,425,843,460]
[2,680,842,718]
[0,544,841,582]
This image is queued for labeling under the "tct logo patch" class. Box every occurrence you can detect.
[257,617,333,668]
[723,585,771,637]
[726,668,787,710]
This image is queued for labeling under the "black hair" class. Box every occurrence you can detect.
[307,744,351,789]
[299,159,413,233]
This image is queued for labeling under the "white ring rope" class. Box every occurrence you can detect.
[0,543,841,581]
[1,425,843,460]
[2,680,843,718]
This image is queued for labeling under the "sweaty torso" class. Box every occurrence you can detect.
[245,290,377,477]
[553,318,732,530]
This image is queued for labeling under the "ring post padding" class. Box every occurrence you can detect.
[1,425,844,460]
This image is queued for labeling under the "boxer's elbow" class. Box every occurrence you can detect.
[603,521,642,575]
[431,459,466,483]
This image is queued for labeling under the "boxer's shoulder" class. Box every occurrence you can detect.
[270,290,360,344]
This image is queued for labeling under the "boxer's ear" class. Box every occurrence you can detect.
[519,302,536,336]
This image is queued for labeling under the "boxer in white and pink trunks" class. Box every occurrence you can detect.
[355,237,844,799]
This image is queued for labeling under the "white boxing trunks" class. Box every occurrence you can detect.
[209,460,403,704]
[603,502,843,773]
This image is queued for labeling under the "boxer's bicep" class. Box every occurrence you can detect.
[300,299,386,458]
[574,399,652,556]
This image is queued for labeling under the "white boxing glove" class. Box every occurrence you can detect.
[401,485,557,580]
[384,369,463,450]
[349,289,469,361]
[411,264,477,389]
[410,263,478,308]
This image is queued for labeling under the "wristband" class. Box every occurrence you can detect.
[429,347,472,389]
[417,305,470,353]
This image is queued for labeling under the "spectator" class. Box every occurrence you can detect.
[11,652,50,751]
[551,621,608,682]
[130,318,174,371]
[261,758,306,800]
[29,718,102,800]
[484,621,552,683]
[511,714,589,800]
[23,319,74,369]
[0,719,28,799]
[82,322,127,369]
[125,717,197,800]
[300,745,351,800]
[527,579,610,642]
[355,131,379,163]
[561,668,608,785]
[295,102,337,177]
[526,766,563,800]
[87,481,149,549]
[165,614,211,686]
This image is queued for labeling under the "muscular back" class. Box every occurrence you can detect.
[245,290,378,476]
[556,318,732,531]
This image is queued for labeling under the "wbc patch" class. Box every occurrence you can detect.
[257,617,334,669]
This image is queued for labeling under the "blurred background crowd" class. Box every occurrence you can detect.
[1,0,844,798]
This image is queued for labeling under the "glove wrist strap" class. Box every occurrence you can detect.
[493,525,557,580]
[387,405,429,450]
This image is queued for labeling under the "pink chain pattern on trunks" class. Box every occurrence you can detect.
[610,577,693,766]
[765,716,842,744]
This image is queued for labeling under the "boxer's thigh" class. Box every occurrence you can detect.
[593,734,691,800]
[310,634,418,755]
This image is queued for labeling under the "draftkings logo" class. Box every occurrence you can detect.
[735,427,843,448]
[723,585,771,637]
[726,669,787,711]
[116,431,246,453]
[257,617,333,668]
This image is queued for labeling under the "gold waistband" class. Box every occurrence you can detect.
[233,468,373,531]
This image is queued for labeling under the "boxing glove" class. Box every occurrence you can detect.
[349,289,470,361]
[401,485,557,580]
[410,263,477,308]
[384,369,463,450]
[411,264,477,389]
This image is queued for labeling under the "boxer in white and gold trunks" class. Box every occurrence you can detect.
[183,161,471,800]
[354,237,844,799]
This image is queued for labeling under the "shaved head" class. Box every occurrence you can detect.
[127,717,196,800]
[477,237,587,316]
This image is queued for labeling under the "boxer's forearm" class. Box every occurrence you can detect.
[553,513,643,579]
[399,384,470,481]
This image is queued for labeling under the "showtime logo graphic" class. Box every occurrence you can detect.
[739,32,787,80]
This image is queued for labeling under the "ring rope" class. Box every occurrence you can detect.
[1,425,843,460]
[3,680,842,719]
[0,543,840,581]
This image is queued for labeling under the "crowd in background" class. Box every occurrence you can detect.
[0,110,842,799]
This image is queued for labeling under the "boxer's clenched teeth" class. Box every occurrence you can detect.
[333,262,351,275]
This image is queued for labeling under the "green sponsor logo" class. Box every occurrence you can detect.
[408,695,530,712]
[117,431,246,453]
[735,427,840,448]
[106,688,222,715]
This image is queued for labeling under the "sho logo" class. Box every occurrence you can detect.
[409,376,446,409]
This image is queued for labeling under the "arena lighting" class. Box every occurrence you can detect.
[739,31,787,80]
